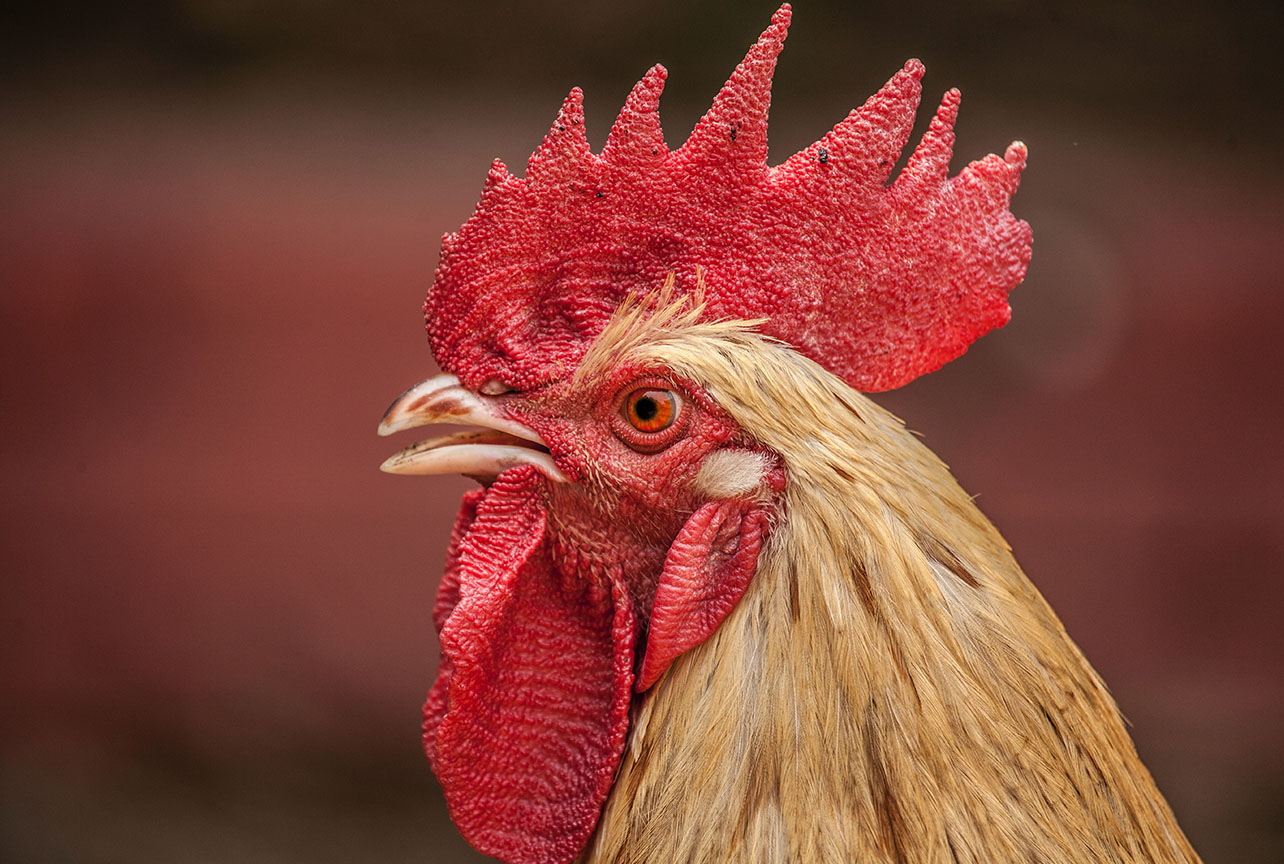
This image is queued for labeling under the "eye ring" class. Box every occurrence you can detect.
[611,381,688,453]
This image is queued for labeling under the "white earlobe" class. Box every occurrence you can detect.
[692,449,771,500]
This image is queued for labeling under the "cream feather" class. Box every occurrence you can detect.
[580,303,1198,864]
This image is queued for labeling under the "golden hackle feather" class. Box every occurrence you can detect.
[577,300,1198,863]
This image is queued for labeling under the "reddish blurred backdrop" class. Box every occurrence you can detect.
[2,1,1282,861]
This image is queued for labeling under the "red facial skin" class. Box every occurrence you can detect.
[521,370,744,608]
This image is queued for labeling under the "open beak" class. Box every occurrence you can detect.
[378,374,567,483]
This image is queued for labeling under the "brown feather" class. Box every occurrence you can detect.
[579,306,1198,863]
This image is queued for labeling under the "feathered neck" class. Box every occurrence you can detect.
[582,327,1197,863]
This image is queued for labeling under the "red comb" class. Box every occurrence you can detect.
[426,3,1031,393]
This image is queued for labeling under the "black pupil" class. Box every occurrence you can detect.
[634,396,659,422]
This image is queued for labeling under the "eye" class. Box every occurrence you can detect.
[623,388,680,433]
[611,382,689,453]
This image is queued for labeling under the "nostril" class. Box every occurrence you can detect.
[479,378,516,396]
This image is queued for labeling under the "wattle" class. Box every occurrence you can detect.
[422,466,636,864]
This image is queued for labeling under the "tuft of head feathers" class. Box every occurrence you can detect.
[425,3,1031,394]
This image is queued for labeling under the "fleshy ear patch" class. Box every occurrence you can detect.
[636,499,768,691]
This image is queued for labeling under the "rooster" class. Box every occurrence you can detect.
[378,6,1199,863]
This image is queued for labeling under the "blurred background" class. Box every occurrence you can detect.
[2,1,1281,860]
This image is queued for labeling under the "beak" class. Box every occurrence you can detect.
[378,374,568,483]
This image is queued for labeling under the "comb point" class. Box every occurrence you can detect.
[676,4,790,179]
[527,88,592,185]
[603,64,669,167]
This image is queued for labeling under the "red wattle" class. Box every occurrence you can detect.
[425,467,635,864]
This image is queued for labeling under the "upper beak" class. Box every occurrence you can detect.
[378,374,568,483]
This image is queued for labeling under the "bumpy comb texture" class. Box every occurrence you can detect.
[425,3,1031,393]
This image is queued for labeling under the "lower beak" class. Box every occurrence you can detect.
[378,374,567,483]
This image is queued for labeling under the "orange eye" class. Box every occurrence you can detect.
[623,388,680,433]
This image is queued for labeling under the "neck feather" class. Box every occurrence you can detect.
[584,333,1196,864]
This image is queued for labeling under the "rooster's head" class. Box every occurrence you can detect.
[379,6,1030,862]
